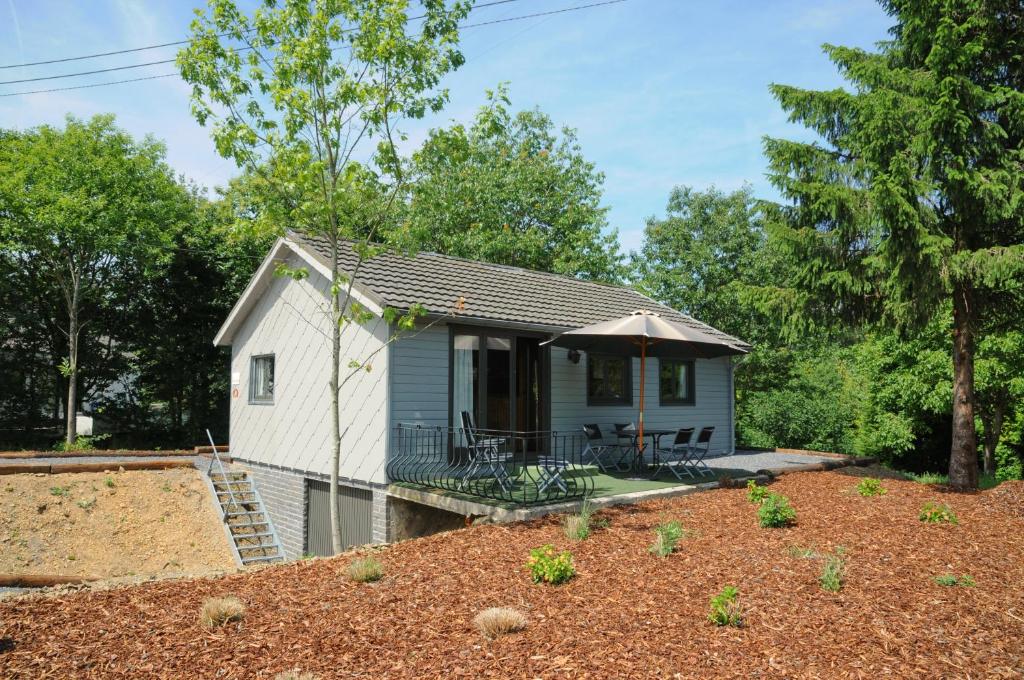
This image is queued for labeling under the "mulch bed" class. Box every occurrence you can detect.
[1,471,1022,678]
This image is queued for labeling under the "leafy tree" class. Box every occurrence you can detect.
[632,184,783,344]
[406,84,622,281]
[974,330,1024,476]
[178,0,469,552]
[763,0,1024,489]
[0,115,192,445]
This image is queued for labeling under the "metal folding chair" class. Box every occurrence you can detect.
[581,424,628,473]
[686,426,716,477]
[652,428,696,480]
[459,411,513,493]
[537,454,569,494]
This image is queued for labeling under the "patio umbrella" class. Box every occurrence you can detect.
[542,310,748,466]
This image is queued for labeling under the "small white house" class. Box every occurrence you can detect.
[214,232,748,558]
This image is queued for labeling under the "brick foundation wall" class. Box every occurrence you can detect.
[241,462,307,559]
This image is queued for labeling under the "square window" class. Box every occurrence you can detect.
[587,354,632,406]
[249,354,275,404]
[659,359,695,406]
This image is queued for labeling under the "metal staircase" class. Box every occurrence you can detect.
[205,431,285,566]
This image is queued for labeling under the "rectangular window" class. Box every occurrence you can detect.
[587,354,632,406]
[249,354,275,404]
[659,358,695,406]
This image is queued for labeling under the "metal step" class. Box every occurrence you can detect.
[241,554,285,564]
[230,531,275,539]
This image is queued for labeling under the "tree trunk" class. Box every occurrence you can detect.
[65,280,81,445]
[329,236,344,554]
[949,285,979,490]
[981,406,1004,477]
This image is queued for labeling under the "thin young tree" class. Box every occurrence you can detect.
[763,0,1024,489]
[178,0,470,551]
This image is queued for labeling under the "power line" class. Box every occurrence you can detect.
[0,0,528,70]
[0,0,627,97]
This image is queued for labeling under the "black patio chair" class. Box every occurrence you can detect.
[687,426,716,477]
[580,424,629,473]
[652,427,696,480]
[459,411,513,493]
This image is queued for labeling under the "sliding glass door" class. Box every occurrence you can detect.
[451,328,547,435]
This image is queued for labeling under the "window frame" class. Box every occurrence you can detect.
[249,354,276,405]
[659,358,696,406]
[586,353,633,406]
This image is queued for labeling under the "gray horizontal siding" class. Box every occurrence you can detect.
[389,323,450,429]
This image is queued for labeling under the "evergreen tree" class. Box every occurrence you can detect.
[764,0,1024,489]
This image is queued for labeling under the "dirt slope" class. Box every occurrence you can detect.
[1,471,1021,678]
[0,468,235,578]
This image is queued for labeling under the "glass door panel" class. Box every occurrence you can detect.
[452,334,479,444]
[485,336,512,432]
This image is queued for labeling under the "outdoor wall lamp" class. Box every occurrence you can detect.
[567,349,581,364]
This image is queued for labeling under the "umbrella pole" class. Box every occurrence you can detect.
[637,336,646,472]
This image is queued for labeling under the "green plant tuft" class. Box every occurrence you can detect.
[649,520,687,557]
[346,556,384,583]
[563,500,597,541]
[746,479,769,504]
[708,585,742,627]
[49,486,70,497]
[757,492,796,528]
[919,502,958,524]
[819,550,845,592]
[526,545,575,585]
[934,573,974,587]
[856,477,886,497]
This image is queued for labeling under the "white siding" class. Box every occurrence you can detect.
[230,252,390,484]
[389,323,449,429]
[550,351,735,455]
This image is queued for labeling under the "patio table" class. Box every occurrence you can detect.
[614,427,676,472]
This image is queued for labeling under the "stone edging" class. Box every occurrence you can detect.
[0,459,195,476]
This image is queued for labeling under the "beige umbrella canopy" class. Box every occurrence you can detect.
[543,310,748,465]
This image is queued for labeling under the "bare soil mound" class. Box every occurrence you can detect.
[1,471,1021,678]
[0,468,235,579]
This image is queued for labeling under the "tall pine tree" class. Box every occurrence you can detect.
[764,0,1024,489]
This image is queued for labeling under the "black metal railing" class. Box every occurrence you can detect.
[387,424,594,505]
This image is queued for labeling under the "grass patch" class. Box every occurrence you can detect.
[708,586,742,627]
[199,596,245,629]
[934,573,975,587]
[856,478,886,497]
[345,556,384,583]
[104,477,116,488]
[919,502,958,524]
[905,471,1000,490]
[76,497,96,511]
[49,486,70,497]
[526,545,575,585]
[649,519,687,558]
[563,500,597,541]
[758,492,796,528]
[787,545,818,559]
[473,607,528,639]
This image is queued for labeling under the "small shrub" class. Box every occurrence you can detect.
[649,520,687,558]
[104,477,116,488]
[76,497,96,511]
[708,586,742,627]
[919,502,958,525]
[787,545,817,559]
[346,556,384,583]
[49,486,70,497]
[473,607,528,639]
[66,554,76,561]
[856,478,886,497]
[758,492,796,528]
[934,573,975,587]
[200,596,246,629]
[526,545,575,585]
[563,500,596,541]
[274,671,318,680]
[819,551,845,592]
[52,433,110,453]
[746,479,769,504]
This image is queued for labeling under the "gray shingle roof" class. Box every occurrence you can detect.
[291,232,748,348]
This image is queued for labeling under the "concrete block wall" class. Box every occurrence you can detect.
[241,462,307,559]
[372,489,391,544]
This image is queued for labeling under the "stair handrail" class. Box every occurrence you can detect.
[206,429,239,520]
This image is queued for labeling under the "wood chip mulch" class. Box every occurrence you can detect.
[1,471,1022,679]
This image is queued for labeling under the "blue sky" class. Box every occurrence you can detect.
[0,0,892,252]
